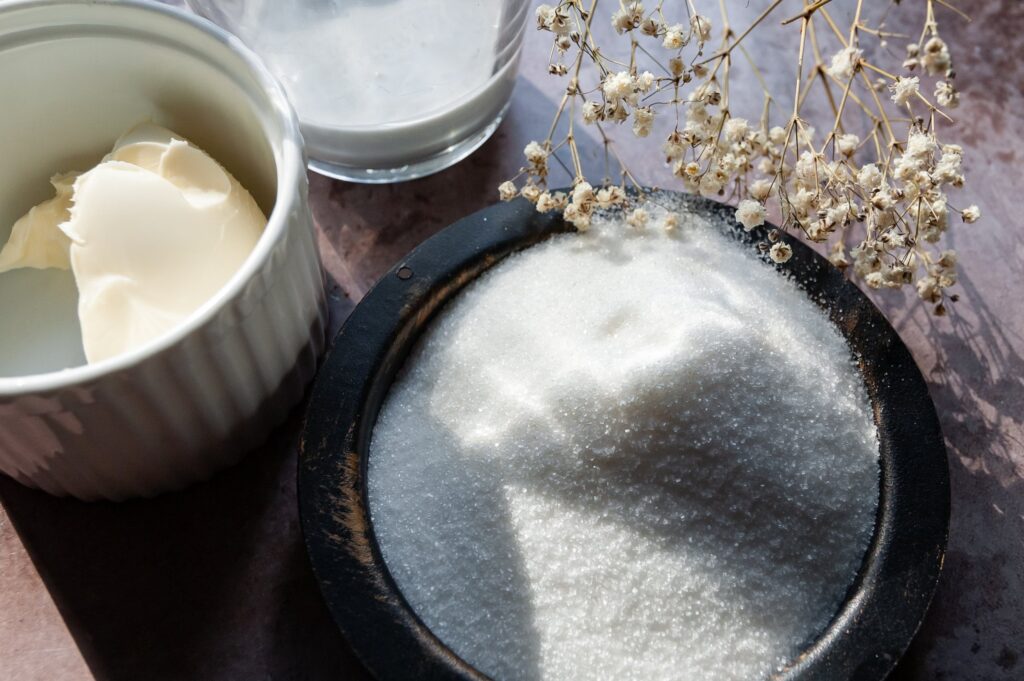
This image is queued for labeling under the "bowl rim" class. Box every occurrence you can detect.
[298,192,950,681]
[0,0,306,396]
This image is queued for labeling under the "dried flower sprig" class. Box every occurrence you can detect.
[501,0,978,315]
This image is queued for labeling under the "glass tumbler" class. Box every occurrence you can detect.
[187,0,530,183]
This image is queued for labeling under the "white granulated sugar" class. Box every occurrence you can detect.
[368,201,879,681]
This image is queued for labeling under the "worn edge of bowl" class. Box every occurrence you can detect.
[298,192,950,681]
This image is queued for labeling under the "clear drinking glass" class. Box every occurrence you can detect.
[186,0,530,183]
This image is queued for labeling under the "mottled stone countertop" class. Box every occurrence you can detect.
[1,1,1021,680]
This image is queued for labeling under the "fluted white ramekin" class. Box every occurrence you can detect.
[0,0,327,500]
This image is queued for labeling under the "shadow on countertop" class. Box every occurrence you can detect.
[0,401,369,681]
[880,257,1024,680]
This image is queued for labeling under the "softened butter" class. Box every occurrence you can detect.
[0,123,266,363]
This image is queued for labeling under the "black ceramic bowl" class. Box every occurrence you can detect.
[298,193,949,681]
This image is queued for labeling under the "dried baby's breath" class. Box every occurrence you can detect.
[501,0,979,314]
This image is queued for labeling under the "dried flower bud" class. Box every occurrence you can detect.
[663,131,686,161]
[934,81,959,108]
[536,4,571,36]
[602,70,634,103]
[749,179,773,201]
[829,242,850,270]
[524,141,548,178]
[806,220,830,243]
[889,76,920,106]
[961,205,980,223]
[596,185,626,208]
[662,212,680,232]
[536,191,565,213]
[535,4,555,31]
[563,203,590,232]
[837,133,860,157]
[610,2,644,34]
[888,264,914,286]
[723,117,749,143]
[769,242,793,264]
[632,107,655,137]
[571,181,596,211]
[581,100,604,124]
[827,46,863,81]
[498,181,518,202]
[626,207,649,229]
[611,10,633,34]
[606,100,629,123]
[736,199,766,231]
[639,17,660,37]
[680,128,702,146]
[663,24,686,50]
[921,37,951,75]
[690,15,712,43]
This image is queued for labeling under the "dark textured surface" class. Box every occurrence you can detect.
[0,1,1021,680]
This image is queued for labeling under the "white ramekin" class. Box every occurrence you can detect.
[0,0,327,500]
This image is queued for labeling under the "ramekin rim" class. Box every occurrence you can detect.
[0,0,307,396]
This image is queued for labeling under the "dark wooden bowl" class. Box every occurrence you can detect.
[298,193,949,681]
